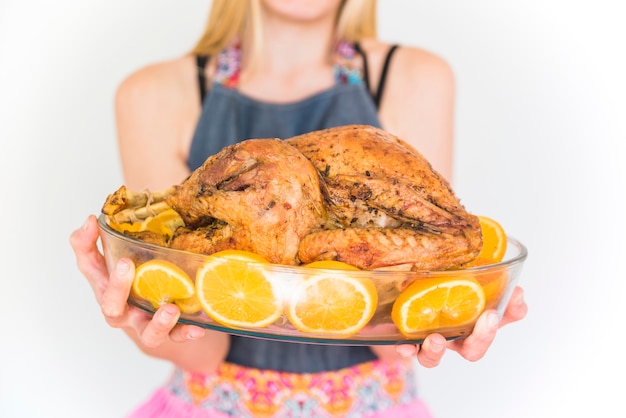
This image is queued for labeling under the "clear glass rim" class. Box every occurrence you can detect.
[98,214,528,277]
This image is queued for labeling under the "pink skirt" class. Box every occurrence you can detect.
[128,360,432,418]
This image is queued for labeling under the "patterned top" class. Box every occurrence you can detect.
[212,39,365,89]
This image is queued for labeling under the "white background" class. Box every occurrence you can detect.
[1,1,625,417]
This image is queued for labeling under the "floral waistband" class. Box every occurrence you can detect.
[167,358,417,417]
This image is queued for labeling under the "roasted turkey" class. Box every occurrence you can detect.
[166,138,328,265]
[102,125,482,271]
[286,125,481,270]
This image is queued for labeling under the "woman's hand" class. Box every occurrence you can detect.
[390,286,527,367]
[69,216,233,356]
[69,215,201,345]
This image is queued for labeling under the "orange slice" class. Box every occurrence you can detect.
[391,277,486,336]
[479,216,507,262]
[108,208,184,237]
[195,250,282,329]
[285,267,378,335]
[174,294,202,314]
[107,217,144,234]
[479,270,509,309]
[143,208,185,237]
[132,259,195,309]
[463,216,507,267]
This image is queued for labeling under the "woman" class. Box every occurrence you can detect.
[70,1,527,416]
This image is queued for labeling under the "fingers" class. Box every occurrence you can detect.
[102,263,184,347]
[71,216,208,350]
[129,306,206,347]
[416,333,447,368]
[69,215,99,254]
[69,215,109,295]
[499,286,528,327]
[447,310,499,362]
[444,286,528,362]
[101,258,135,321]
[392,338,446,368]
[71,216,206,348]
[69,215,102,268]
[396,287,528,366]
[395,344,418,358]
[169,324,207,343]
[139,304,181,348]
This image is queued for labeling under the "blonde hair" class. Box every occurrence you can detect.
[191,0,377,61]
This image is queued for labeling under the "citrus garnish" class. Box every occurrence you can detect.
[479,270,508,309]
[459,215,509,308]
[479,215,507,262]
[285,267,378,335]
[132,259,195,309]
[195,250,282,329]
[143,208,185,237]
[108,208,184,237]
[108,217,145,234]
[391,277,486,336]
[174,294,202,314]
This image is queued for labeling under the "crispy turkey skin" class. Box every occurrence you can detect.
[286,125,482,270]
[164,138,328,265]
[102,125,482,271]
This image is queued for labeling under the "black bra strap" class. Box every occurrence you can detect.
[354,43,399,109]
[353,43,371,96]
[196,55,209,104]
[375,45,398,108]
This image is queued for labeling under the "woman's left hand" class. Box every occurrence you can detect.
[393,286,527,367]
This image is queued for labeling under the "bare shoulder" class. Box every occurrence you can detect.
[387,43,454,100]
[358,39,455,119]
[114,55,202,190]
[358,38,455,92]
[115,55,199,112]
[394,44,454,79]
[360,39,456,178]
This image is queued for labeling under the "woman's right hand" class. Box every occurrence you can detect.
[69,215,229,371]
